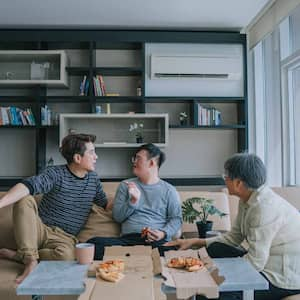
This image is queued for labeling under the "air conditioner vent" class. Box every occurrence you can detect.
[150,55,241,81]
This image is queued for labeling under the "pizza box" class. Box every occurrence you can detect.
[86,245,163,300]
[161,248,225,299]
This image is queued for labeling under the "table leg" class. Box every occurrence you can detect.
[243,290,254,300]
[32,296,44,300]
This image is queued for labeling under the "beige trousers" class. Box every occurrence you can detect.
[12,195,78,263]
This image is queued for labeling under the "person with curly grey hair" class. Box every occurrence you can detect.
[166,153,300,300]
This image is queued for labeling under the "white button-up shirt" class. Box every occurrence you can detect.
[206,185,300,289]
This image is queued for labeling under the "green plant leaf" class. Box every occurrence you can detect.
[181,197,227,223]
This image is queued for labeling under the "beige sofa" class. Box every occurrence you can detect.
[0,183,299,300]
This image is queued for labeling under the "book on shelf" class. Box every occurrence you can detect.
[79,75,89,96]
[0,106,35,126]
[197,104,222,126]
[98,75,106,96]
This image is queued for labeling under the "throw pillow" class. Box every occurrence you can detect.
[77,204,121,242]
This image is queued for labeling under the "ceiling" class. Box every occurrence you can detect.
[0,0,271,31]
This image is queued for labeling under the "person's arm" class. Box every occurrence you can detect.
[112,181,140,223]
[205,200,245,248]
[243,204,281,272]
[0,183,30,209]
[93,177,108,209]
[159,189,182,240]
[164,238,206,249]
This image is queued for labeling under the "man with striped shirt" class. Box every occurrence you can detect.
[0,133,108,283]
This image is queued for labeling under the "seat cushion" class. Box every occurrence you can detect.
[0,205,17,250]
[0,259,29,300]
[281,295,300,300]
[76,205,121,242]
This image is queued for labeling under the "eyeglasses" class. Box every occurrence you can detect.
[131,155,151,163]
[222,174,229,181]
[131,155,145,163]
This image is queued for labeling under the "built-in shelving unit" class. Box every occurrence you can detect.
[0,29,247,189]
[0,50,68,86]
[59,113,168,147]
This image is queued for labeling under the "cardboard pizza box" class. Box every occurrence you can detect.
[87,245,162,300]
[161,248,225,299]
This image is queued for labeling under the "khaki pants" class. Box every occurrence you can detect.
[13,195,78,263]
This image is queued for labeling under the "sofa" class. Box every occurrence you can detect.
[0,183,299,300]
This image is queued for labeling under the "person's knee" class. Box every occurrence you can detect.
[13,195,37,213]
[51,246,75,260]
[207,242,224,258]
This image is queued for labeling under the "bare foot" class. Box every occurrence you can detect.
[0,248,17,260]
[15,259,38,284]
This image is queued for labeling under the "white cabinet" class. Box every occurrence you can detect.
[0,50,68,87]
[59,113,169,147]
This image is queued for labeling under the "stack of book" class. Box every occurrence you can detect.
[93,75,106,96]
[41,105,58,125]
[197,104,221,126]
[0,106,36,126]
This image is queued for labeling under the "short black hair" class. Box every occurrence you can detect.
[224,153,266,189]
[60,133,96,164]
[134,143,166,168]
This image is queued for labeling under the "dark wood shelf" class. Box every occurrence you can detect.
[94,96,142,103]
[0,96,36,103]
[170,124,246,129]
[0,125,36,129]
[93,67,142,76]
[66,67,142,76]
[45,96,90,103]
[65,67,89,75]
[145,97,244,103]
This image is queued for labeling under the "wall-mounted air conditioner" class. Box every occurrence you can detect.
[150,54,242,80]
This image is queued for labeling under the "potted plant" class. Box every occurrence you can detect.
[182,197,227,238]
[179,112,188,126]
[129,122,144,143]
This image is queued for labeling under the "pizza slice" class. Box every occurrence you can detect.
[97,269,125,283]
[141,227,150,238]
[96,259,125,283]
[184,257,204,272]
[167,256,204,272]
[98,259,125,272]
[167,257,186,268]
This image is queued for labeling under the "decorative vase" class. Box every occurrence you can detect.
[180,119,188,126]
[196,220,213,238]
[136,136,143,143]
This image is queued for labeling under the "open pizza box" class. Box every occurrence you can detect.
[160,248,225,299]
[85,245,163,300]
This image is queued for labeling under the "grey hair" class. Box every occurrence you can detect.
[224,153,266,189]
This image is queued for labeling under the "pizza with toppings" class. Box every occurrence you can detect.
[96,259,125,282]
[167,256,204,272]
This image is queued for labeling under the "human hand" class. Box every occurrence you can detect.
[125,182,141,204]
[164,238,205,250]
[105,199,113,211]
[146,229,166,242]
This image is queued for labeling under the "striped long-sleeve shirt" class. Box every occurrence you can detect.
[22,165,107,236]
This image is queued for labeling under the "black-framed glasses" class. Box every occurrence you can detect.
[222,174,229,181]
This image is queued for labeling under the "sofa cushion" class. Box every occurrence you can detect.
[0,205,17,250]
[0,259,29,300]
[179,191,231,233]
[76,205,121,242]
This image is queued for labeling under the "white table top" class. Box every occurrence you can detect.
[162,257,269,294]
[16,257,269,297]
[213,257,268,292]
